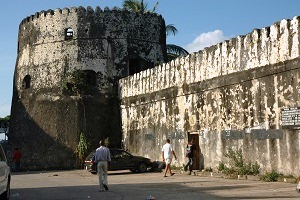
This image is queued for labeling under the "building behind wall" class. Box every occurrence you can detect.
[120,17,300,176]
[9,6,166,170]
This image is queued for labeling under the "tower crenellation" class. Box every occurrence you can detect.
[11,5,166,170]
[17,4,166,93]
[20,6,163,27]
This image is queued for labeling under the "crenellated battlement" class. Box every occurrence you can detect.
[119,15,300,177]
[11,4,300,174]
[17,5,165,55]
[20,5,162,26]
[11,4,167,171]
[16,4,166,92]
[120,16,300,98]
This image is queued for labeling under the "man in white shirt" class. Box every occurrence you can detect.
[161,139,177,177]
[94,140,111,191]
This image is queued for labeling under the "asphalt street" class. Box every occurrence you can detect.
[10,169,299,200]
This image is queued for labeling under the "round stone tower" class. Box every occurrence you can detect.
[10,6,166,170]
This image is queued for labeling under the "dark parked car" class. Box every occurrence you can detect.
[84,148,152,174]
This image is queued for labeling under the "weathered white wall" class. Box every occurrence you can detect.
[120,17,300,176]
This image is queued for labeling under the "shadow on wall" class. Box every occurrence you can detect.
[8,84,123,171]
[200,152,204,171]
[8,89,78,170]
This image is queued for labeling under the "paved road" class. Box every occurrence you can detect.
[10,170,299,200]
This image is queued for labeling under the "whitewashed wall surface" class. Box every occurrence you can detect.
[120,17,300,176]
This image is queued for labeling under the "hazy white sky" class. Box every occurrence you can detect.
[1,0,300,117]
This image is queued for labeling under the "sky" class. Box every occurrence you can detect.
[1,0,300,117]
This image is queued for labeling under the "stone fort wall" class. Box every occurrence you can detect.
[10,6,166,170]
[16,6,165,93]
[120,17,300,175]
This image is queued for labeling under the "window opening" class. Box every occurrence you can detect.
[65,28,74,40]
[84,70,97,86]
[22,75,31,89]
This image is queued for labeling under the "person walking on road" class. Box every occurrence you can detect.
[161,139,177,177]
[94,139,111,191]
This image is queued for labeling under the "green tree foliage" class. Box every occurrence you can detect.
[165,24,189,61]
[0,116,10,128]
[123,0,159,13]
[217,148,260,176]
[166,44,189,61]
[261,171,282,182]
[63,70,90,95]
[68,70,87,94]
[77,132,88,167]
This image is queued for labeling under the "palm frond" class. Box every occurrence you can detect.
[166,53,179,62]
[140,0,147,13]
[151,2,159,13]
[123,0,141,12]
[166,44,189,56]
[166,24,178,36]
[123,0,158,13]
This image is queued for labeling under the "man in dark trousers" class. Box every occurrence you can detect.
[94,140,111,192]
[184,138,195,175]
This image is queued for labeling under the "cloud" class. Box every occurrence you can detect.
[185,30,229,53]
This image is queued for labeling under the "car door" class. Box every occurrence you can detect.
[0,161,6,195]
[0,145,8,195]
[110,150,134,170]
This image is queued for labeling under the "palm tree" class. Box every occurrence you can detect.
[165,24,189,61]
[123,0,159,13]
[122,0,189,61]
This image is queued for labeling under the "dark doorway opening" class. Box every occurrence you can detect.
[187,132,200,170]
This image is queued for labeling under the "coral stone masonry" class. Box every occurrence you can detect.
[9,4,300,175]
[120,17,300,176]
[10,6,166,170]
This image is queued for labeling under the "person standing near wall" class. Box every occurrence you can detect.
[161,139,177,177]
[94,139,111,192]
[184,138,195,175]
[12,147,22,172]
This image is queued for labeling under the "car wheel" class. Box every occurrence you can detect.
[137,162,147,173]
[0,178,10,200]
